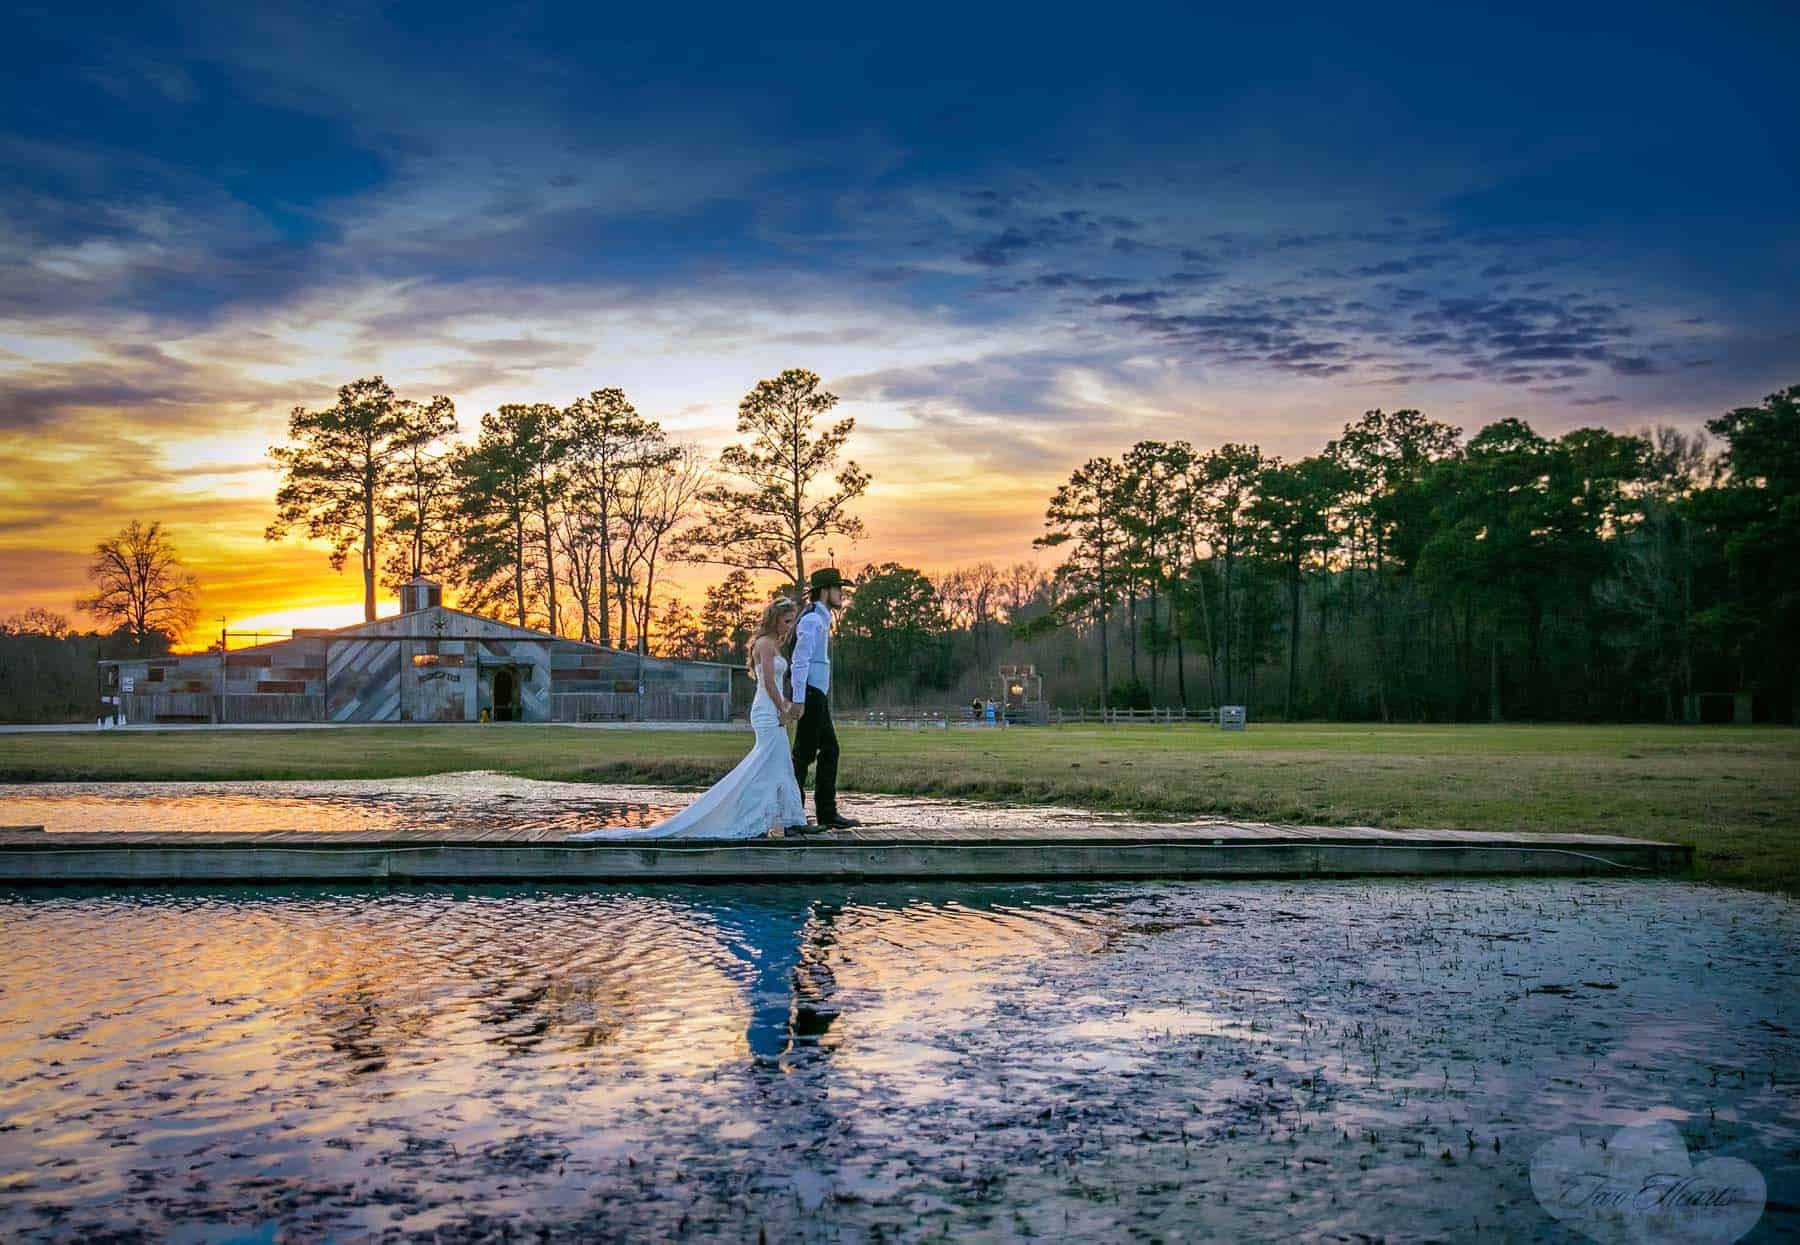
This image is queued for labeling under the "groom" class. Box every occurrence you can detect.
[790,567,860,830]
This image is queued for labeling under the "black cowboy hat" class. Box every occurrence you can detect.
[809,566,854,591]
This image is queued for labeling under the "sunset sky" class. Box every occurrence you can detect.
[3,1,1795,643]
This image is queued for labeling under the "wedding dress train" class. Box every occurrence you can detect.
[572,656,806,840]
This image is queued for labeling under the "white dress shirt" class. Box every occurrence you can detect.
[789,602,832,700]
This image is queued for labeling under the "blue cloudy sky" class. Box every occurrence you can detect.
[2,0,1795,628]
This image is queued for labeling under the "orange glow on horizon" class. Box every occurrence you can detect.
[1,433,1056,648]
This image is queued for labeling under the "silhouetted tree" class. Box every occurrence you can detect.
[453,409,545,627]
[77,520,199,650]
[562,388,662,644]
[621,442,709,654]
[1119,440,1193,705]
[1192,444,1263,702]
[700,569,758,665]
[685,368,869,589]
[380,394,460,587]
[1599,427,1710,720]
[1035,456,1126,711]
[838,563,950,699]
[1688,384,1800,718]
[2,607,71,639]
[268,377,454,621]
[1326,408,1461,718]
[656,602,708,661]
[1248,455,1352,719]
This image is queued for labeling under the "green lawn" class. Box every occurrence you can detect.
[1,723,1795,891]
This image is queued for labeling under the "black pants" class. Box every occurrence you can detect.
[791,687,839,821]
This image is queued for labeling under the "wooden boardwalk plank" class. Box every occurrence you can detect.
[0,820,1693,885]
[0,824,1678,847]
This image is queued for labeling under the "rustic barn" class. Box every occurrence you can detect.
[100,579,733,725]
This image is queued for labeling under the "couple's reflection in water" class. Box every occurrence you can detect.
[276,882,1108,1076]
[716,896,844,1064]
[701,884,1102,1066]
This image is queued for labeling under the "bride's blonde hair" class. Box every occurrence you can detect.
[749,597,799,677]
[757,596,798,640]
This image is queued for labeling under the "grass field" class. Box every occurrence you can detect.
[1,723,1795,890]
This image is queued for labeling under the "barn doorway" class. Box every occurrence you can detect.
[491,668,519,722]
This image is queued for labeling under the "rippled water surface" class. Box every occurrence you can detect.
[0,773,1195,836]
[0,777,683,835]
[1,880,1795,1242]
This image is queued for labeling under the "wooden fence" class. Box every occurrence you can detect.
[1049,706,1219,725]
[842,705,1221,728]
[117,693,327,724]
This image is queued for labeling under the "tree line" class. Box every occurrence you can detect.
[690,380,1794,723]
[1026,384,1800,722]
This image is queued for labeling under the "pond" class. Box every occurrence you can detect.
[0,879,1793,1242]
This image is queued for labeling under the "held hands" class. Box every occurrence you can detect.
[781,701,804,724]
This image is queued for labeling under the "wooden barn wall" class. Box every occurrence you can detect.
[545,642,730,722]
[546,643,730,692]
[550,692,730,722]
[326,639,403,722]
[402,638,477,722]
[472,638,552,721]
[221,694,326,722]
[110,638,329,722]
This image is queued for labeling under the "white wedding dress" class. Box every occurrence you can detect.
[572,656,807,839]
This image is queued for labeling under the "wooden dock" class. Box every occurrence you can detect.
[0,823,1692,884]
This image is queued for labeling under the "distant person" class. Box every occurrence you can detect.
[970,697,982,721]
[573,598,808,839]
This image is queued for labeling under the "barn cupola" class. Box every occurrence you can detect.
[399,577,442,614]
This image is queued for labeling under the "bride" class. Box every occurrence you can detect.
[573,597,810,840]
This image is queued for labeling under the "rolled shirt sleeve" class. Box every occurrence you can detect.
[790,609,822,702]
